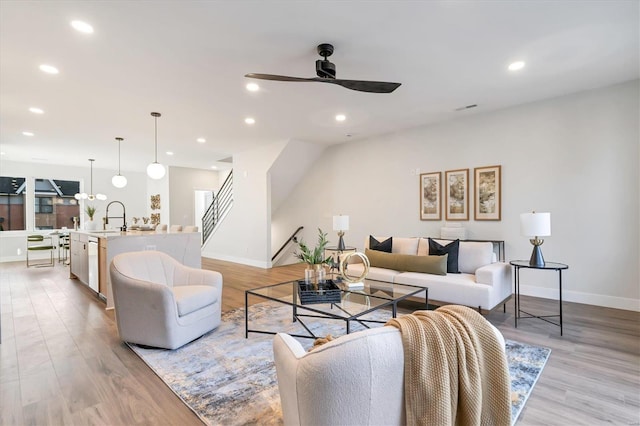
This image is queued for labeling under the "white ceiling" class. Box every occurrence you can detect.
[1,1,638,174]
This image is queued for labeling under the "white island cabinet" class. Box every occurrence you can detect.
[69,230,201,309]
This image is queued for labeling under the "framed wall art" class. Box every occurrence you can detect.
[419,172,441,221]
[150,194,161,210]
[445,169,469,221]
[474,165,501,221]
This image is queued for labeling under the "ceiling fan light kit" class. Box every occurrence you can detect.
[245,43,401,94]
[147,112,166,180]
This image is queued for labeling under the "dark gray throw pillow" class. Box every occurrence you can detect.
[428,238,460,274]
[369,236,392,253]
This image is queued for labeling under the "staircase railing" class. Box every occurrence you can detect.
[202,170,233,244]
[271,226,304,262]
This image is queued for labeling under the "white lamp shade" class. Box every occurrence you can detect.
[520,212,551,237]
[74,193,82,200]
[333,215,349,231]
[96,193,107,201]
[112,174,127,188]
[147,162,166,179]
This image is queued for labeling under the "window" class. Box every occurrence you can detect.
[34,178,80,230]
[0,176,26,231]
[35,197,53,213]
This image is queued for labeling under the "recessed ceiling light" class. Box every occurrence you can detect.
[245,117,255,125]
[211,166,218,170]
[29,107,44,114]
[0,152,5,156]
[197,138,206,143]
[71,20,94,34]
[508,61,525,71]
[39,64,59,74]
[335,114,346,122]
[22,131,34,136]
[246,83,260,92]
[166,151,174,156]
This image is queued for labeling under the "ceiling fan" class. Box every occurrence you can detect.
[245,43,401,94]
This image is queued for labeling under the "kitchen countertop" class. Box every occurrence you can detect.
[70,230,198,239]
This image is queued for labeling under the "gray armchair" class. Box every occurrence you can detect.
[109,250,222,349]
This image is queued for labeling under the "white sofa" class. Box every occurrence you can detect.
[347,237,511,312]
[273,323,506,426]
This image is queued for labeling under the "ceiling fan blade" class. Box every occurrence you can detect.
[245,73,316,82]
[328,79,401,94]
[245,73,401,93]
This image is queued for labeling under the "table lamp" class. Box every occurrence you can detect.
[333,215,349,252]
[520,211,551,267]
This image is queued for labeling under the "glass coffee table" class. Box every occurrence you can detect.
[245,278,428,339]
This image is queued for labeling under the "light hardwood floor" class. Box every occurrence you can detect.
[1,259,638,425]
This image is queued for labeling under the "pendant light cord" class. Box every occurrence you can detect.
[118,140,121,174]
[90,159,93,194]
[154,116,158,163]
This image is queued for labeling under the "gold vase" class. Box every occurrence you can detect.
[305,264,326,288]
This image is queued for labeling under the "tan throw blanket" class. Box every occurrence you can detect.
[386,305,511,426]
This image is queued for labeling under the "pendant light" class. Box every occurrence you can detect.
[111,137,127,188]
[74,159,107,201]
[147,112,166,179]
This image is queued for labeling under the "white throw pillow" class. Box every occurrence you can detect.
[391,237,420,255]
[457,241,494,274]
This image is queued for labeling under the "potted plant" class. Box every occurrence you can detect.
[294,228,332,285]
[85,205,97,230]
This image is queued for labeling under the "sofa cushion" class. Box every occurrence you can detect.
[365,249,447,276]
[457,241,494,274]
[369,236,392,253]
[428,238,460,274]
[391,237,420,255]
[172,285,218,316]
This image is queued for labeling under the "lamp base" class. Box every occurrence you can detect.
[529,245,545,267]
[337,234,345,252]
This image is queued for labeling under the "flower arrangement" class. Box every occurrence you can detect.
[294,228,332,265]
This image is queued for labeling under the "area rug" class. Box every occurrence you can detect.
[129,302,551,425]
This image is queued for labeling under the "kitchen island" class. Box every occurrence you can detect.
[69,230,201,309]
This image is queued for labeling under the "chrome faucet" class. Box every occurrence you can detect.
[105,201,127,231]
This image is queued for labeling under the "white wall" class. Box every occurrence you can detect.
[272,80,640,311]
[0,160,148,261]
[201,140,287,267]
[168,166,219,229]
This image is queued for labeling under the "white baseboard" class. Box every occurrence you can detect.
[201,252,271,269]
[520,284,640,312]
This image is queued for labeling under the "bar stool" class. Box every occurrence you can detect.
[27,235,55,267]
[58,234,70,263]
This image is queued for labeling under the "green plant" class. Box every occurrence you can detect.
[85,205,97,220]
[294,228,333,265]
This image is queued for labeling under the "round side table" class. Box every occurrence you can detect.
[510,260,569,336]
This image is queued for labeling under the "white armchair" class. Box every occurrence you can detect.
[273,323,505,426]
[109,250,223,349]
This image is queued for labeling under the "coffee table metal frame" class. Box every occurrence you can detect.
[245,279,428,339]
